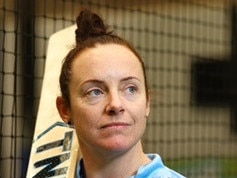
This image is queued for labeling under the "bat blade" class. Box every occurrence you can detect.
[27,25,79,178]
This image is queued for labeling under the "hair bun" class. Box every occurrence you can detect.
[75,9,109,44]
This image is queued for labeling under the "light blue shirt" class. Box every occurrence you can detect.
[76,154,186,178]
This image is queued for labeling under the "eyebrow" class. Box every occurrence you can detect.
[79,79,103,88]
[120,76,141,83]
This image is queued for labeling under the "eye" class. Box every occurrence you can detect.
[87,88,103,97]
[125,85,137,94]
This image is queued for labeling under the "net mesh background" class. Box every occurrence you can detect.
[1,0,237,177]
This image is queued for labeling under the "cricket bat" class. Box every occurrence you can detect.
[27,25,80,178]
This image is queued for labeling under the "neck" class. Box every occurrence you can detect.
[79,141,151,178]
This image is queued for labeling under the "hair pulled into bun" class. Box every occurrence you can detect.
[59,9,149,105]
[75,9,111,44]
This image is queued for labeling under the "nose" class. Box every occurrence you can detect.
[105,90,125,115]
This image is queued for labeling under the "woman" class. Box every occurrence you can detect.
[56,9,185,178]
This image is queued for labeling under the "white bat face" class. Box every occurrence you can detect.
[27,25,79,178]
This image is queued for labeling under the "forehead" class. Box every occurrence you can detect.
[71,44,144,81]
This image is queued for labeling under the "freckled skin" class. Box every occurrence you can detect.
[56,44,151,177]
[68,44,149,154]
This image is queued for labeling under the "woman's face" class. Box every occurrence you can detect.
[60,44,150,154]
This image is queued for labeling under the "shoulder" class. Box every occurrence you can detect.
[134,154,186,178]
[76,154,186,178]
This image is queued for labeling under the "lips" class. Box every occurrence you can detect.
[100,122,130,129]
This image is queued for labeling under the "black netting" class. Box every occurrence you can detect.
[1,0,237,177]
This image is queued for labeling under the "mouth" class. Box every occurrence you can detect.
[100,122,130,129]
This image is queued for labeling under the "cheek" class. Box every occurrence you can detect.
[135,99,149,116]
[129,103,148,126]
[72,109,95,139]
[71,104,99,128]
[71,106,102,145]
[134,104,148,129]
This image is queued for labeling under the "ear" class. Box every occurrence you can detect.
[56,96,71,124]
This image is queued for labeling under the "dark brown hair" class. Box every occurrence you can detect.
[59,9,149,105]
